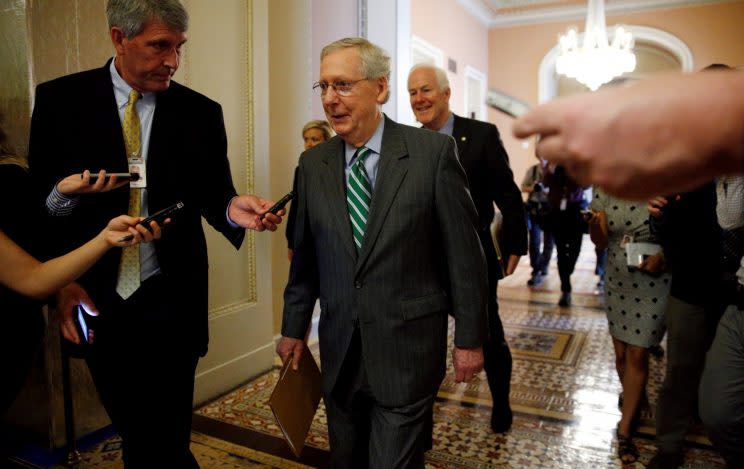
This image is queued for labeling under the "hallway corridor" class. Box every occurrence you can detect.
[46,238,726,468]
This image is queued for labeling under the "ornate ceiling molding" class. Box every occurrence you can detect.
[457,0,739,28]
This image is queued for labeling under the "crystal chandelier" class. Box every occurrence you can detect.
[555,0,636,91]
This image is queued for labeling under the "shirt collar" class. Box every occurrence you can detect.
[345,114,385,163]
[437,112,455,137]
[109,58,155,109]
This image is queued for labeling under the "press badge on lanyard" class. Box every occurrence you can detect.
[128,155,146,189]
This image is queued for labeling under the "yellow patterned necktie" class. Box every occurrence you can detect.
[116,89,142,299]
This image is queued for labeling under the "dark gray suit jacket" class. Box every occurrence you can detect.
[452,114,527,280]
[282,116,487,407]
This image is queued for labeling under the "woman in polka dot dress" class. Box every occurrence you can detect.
[587,187,671,464]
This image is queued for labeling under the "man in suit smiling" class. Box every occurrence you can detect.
[408,64,527,433]
[277,37,488,468]
[28,1,281,466]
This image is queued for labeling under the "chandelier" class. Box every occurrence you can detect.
[555,0,636,91]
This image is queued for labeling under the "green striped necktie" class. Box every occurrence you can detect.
[347,146,373,252]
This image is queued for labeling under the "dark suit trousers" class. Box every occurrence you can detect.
[550,207,585,293]
[324,329,434,469]
[483,281,513,415]
[423,252,512,449]
[85,275,200,468]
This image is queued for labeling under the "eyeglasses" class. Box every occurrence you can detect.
[312,79,367,97]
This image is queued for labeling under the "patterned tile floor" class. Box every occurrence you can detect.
[33,236,726,468]
[195,237,726,468]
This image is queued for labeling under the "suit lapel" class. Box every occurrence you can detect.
[91,62,130,212]
[451,114,469,162]
[356,117,408,273]
[320,138,357,261]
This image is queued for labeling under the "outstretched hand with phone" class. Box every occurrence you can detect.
[105,215,164,246]
[228,194,284,232]
[57,169,131,195]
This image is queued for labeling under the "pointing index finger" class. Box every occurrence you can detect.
[512,99,566,140]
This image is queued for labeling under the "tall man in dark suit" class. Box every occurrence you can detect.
[407,64,527,433]
[27,1,281,467]
[276,37,488,468]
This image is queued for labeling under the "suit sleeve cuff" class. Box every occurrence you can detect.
[225,196,241,228]
[46,183,79,216]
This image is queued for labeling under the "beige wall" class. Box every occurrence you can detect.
[411,0,489,118]
[183,0,277,406]
[268,0,313,334]
[311,0,358,119]
[489,0,744,187]
[28,0,110,85]
[0,0,32,158]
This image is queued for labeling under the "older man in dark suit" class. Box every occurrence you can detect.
[408,64,527,433]
[27,1,281,466]
[276,37,487,468]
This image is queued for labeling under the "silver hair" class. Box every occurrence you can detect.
[409,63,450,91]
[321,37,391,103]
[107,0,188,38]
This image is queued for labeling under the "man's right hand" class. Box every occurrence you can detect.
[57,282,98,344]
[276,336,304,371]
[57,170,130,196]
[453,346,484,383]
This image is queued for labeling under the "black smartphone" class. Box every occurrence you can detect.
[84,172,140,183]
[118,201,184,242]
[265,191,295,216]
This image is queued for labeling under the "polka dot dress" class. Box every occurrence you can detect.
[591,189,670,348]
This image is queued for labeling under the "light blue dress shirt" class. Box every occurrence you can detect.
[436,112,455,137]
[344,115,385,190]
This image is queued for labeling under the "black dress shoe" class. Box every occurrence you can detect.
[558,292,571,307]
[490,406,513,433]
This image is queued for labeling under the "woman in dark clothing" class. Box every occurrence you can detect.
[0,122,160,415]
[542,164,587,306]
[0,145,46,416]
[286,120,333,260]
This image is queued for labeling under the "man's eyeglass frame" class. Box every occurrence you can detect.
[312,79,368,97]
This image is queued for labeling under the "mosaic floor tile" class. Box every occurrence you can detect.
[195,236,725,468]
[50,236,725,468]
[48,432,311,468]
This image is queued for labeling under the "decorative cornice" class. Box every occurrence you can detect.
[456,0,495,26]
[458,0,739,28]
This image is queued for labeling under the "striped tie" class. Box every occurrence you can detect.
[116,89,142,299]
[347,146,373,252]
